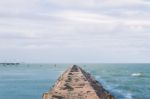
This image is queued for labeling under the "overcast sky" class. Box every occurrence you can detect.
[0,0,150,63]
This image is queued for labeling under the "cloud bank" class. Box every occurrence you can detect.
[0,0,150,63]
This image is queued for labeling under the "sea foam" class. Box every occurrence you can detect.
[131,73,143,77]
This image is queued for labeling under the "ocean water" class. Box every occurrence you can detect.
[0,63,150,99]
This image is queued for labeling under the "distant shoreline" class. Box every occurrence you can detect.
[0,63,20,65]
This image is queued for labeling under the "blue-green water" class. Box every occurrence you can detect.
[0,64,150,99]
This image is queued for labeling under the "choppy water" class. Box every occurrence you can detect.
[0,63,150,99]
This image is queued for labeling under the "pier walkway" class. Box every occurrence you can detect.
[43,65,114,99]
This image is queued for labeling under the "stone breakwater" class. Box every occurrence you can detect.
[43,65,115,99]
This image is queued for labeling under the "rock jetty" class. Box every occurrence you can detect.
[43,65,114,99]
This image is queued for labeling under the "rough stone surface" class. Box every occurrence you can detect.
[43,65,115,99]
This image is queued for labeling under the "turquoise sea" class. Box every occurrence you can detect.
[0,63,150,99]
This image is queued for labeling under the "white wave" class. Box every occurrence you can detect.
[95,75,100,79]
[95,75,134,99]
[125,93,133,99]
[131,73,143,77]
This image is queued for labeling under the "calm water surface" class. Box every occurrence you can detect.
[0,64,150,99]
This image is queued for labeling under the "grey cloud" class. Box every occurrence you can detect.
[0,0,150,62]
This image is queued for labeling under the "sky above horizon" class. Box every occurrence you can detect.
[0,0,150,63]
